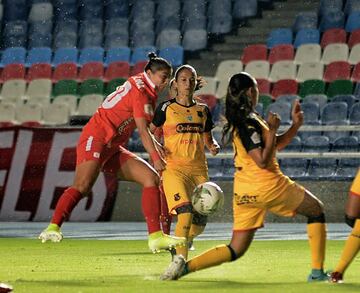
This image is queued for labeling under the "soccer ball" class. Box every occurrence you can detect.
[192,182,224,216]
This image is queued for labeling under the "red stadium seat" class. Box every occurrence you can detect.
[27,63,52,81]
[268,44,294,64]
[1,64,26,82]
[351,62,360,82]
[0,121,15,127]
[321,28,347,48]
[256,78,271,94]
[53,62,78,82]
[323,61,351,82]
[21,121,42,127]
[130,61,148,76]
[104,61,130,81]
[78,62,104,81]
[271,79,298,98]
[196,94,217,111]
[241,44,267,65]
[348,29,360,49]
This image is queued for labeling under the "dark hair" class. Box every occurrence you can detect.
[222,72,257,145]
[174,64,197,81]
[144,52,172,73]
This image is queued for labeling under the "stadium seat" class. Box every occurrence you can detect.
[303,94,328,109]
[77,94,103,115]
[321,43,349,65]
[182,15,207,32]
[53,63,78,82]
[232,0,258,20]
[15,104,43,125]
[28,33,52,48]
[321,101,348,124]
[29,20,53,36]
[319,10,345,32]
[131,31,155,48]
[28,2,53,22]
[296,62,324,82]
[156,14,180,34]
[131,46,156,65]
[255,102,263,117]
[292,12,318,33]
[1,47,26,67]
[266,102,291,124]
[43,103,70,125]
[0,103,16,125]
[53,48,78,66]
[78,32,104,50]
[78,62,104,81]
[303,135,330,152]
[301,102,321,125]
[156,29,181,50]
[332,136,358,152]
[54,19,78,36]
[52,94,78,115]
[323,61,351,82]
[3,20,27,48]
[307,158,337,178]
[280,158,308,179]
[319,0,343,17]
[294,44,322,65]
[207,14,232,35]
[241,44,268,65]
[268,45,294,64]
[53,0,77,21]
[267,28,293,49]
[276,95,300,105]
[53,79,78,96]
[4,0,27,21]
[182,29,207,51]
[351,63,360,82]
[104,0,129,19]
[269,61,297,82]
[104,32,129,50]
[26,79,52,100]
[197,94,218,112]
[245,61,270,79]
[354,82,360,97]
[299,79,326,97]
[327,80,354,97]
[104,62,130,81]
[332,95,357,110]
[105,78,127,96]
[159,46,184,67]
[27,63,52,81]
[196,77,218,95]
[259,95,273,111]
[53,32,78,50]
[345,11,360,32]
[79,1,103,20]
[344,0,360,15]
[1,64,26,82]
[0,79,27,104]
[348,29,360,48]
[79,79,104,96]
[281,136,302,152]
[348,44,360,65]
[256,79,271,95]
[349,102,360,124]
[26,47,52,67]
[78,47,104,66]
[271,79,298,98]
[321,28,347,48]
[104,47,131,65]
[293,29,320,48]
[336,158,360,178]
[215,60,243,98]
[130,61,148,75]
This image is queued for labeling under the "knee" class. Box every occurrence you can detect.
[227,244,244,261]
[345,214,357,228]
[307,212,326,224]
[73,180,92,195]
[142,172,160,187]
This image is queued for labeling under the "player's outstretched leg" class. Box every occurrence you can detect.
[38,223,63,243]
[148,232,186,253]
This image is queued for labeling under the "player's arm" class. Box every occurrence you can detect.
[276,100,303,151]
[203,105,220,156]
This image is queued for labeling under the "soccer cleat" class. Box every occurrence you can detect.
[307,269,329,282]
[188,240,195,251]
[38,223,63,243]
[329,271,344,283]
[160,254,186,280]
[148,231,186,253]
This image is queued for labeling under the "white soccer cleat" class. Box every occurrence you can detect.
[38,224,63,243]
[148,232,186,253]
[160,254,186,281]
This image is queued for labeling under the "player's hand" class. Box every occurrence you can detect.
[291,99,304,127]
[209,142,220,156]
[153,158,166,172]
[267,112,281,131]
[195,76,207,91]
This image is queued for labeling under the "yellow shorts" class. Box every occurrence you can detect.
[350,169,360,196]
[162,168,208,215]
[233,173,305,231]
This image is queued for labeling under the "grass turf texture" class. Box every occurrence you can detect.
[0,239,359,293]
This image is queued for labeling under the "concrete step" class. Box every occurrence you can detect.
[224,35,269,45]
[234,27,271,38]
[247,17,294,28]
[186,58,220,76]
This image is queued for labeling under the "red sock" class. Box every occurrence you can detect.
[142,186,161,234]
[51,187,83,226]
[160,185,172,234]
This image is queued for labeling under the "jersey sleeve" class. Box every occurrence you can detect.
[204,105,215,132]
[152,101,168,127]
[133,90,154,121]
[237,119,263,152]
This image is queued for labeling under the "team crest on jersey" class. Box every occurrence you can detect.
[197,111,203,118]
[187,115,193,121]
[174,193,181,201]
[144,104,154,115]
[250,132,261,144]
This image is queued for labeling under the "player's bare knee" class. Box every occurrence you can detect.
[73,180,92,195]
[142,172,160,187]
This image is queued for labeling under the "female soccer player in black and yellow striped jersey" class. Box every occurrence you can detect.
[160,72,329,282]
[330,169,360,283]
[150,65,220,260]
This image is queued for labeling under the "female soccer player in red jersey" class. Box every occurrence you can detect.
[39,53,186,252]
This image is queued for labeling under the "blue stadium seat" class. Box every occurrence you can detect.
[105,18,128,36]
[156,0,180,19]
[130,0,155,19]
[131,31,155,48]
[319,10,345,32]
[159,46,184,67]
[293,12,318,33]
[53,0,77,21]
[53,48,78,66]
[182,15,207,32]
[276,95,299,105]
[321,102,348,124]
[332,95,358,110]
[79,2,103,20]
[182,0,206,18]
[182,29,208,51]
[281,136,302,152]
[266,102,292,125]
[349,102,360,124]
[130,46,156,65]
[4,0,28,21]
[156,29,181,50]
[29,20,53,36]
[105,47,131,65]
[267,29,293,49]
[319,0,343,16]
[303,94,328,110]
[53,32,78,50]
[156,16,181,34]
[345,11,360,32]
[207,15,233,35]
[354,83,360,98]
[332,136,359,152]
[307,158,337,179]
[208,0,232,18]
[3,20,28,48]
[104,34,129,50]
[281,158,308,179]
[79,47,104,65]
[233,0,258,20]
[293,29,320,48]
[336,158,360,178]
[130,18,155,36]
[54,19,78,36]
[301,102,321,125]
[255,102,264,117]
[222,158,235,180]
[79,33,103,49]
[1,47,26,67]
[79,19,103,37]
[208,158,224,179]
[28,33,52,48]
[344,0,360,15]
[26,47,52,66]
[303,135,330,152]
[104,0,129,19]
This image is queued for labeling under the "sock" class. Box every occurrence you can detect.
[142,186,161,234]
[51,187,83,226]
[175,213,192,259]
[160,186,172,234]
[335,219,360,274]
[187,244,232,273]
[307,223,326,270]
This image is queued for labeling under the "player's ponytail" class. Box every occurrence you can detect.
[144,52,172,73]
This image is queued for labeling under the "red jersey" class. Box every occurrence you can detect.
[82,72,158,146]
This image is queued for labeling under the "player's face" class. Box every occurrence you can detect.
[250,85,259,108]
[148,69,171,93]
[175,69,196,97]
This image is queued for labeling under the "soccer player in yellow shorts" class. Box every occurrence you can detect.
[151,65,220,260]
[330,169,360,283]
[161,72,329,282]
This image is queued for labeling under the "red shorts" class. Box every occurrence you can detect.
[76,134,137,174]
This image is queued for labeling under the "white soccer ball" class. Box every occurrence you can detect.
[192,182,224,216]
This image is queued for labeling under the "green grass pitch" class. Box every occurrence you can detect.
[1,239,359,293]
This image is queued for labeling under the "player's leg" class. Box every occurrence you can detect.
[159,183,172,235]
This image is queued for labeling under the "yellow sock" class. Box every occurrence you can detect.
[335,219,360,274]
[187,244,232,272]
[175,213,192,259]
[188,224,205,243]
[307,222,326,269]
